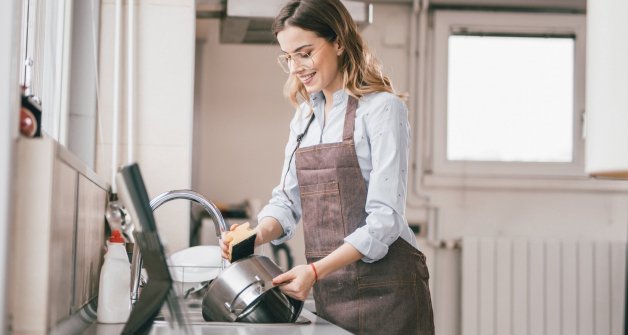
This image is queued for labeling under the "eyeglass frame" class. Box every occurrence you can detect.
[276,44,326,74]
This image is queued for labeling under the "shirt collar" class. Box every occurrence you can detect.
[309,89,348,127]
[332,89,348,106]
[310,91,324,108]
[309,89,347,107]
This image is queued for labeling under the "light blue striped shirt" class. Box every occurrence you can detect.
[257,89,418,263]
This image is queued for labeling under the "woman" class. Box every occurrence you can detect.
[221,1,434,334]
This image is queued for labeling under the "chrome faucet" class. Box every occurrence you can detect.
[130,189,228,304]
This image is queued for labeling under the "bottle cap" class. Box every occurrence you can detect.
[109,229,125,243]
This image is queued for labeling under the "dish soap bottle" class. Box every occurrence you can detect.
[97,229,131,323]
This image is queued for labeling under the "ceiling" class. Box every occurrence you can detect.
[195,0,586,42]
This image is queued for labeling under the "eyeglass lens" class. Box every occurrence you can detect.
[278,52,314,73]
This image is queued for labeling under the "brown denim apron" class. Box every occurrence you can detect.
[295,95,435,335]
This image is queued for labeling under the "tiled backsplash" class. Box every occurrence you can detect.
[74,174,107,313]
[11,137,108,334]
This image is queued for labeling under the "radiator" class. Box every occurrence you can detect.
[462,237,626,335]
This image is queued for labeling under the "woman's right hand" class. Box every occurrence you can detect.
[221,218,283,260]
[219,223,240,260]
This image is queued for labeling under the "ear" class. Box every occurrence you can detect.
[334,40,344,56]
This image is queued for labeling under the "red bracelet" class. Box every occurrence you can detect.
[310,263,318,282]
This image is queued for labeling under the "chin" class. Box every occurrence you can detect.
[303,83,321,94]
[304,86,319,94]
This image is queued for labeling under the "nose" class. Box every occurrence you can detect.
[290,61,305,75]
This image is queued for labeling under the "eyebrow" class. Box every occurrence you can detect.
[281,44,313,54]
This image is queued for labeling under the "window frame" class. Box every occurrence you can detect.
[427,10,587,179]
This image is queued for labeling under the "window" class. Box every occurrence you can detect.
[19,0,100,168]
[20,0,73,142]
[429,11,586,178]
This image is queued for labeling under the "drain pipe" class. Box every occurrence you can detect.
[111,0,122,194]
[408,0,431,207]
[416,0,430,181]
[104,0,123,235]
[407,0,442,247]
[127,0,135,164]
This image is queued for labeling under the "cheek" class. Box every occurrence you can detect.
[319,57,340,78]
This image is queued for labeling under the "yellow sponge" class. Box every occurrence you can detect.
[226,222,257,262]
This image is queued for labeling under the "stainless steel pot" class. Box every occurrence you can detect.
[201,255,303,323]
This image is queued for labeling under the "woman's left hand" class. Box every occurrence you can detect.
[272,264,317,301]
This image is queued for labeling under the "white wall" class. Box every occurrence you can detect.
[98,0,196,252]
[0,0,22,331]
[193,21,293,205]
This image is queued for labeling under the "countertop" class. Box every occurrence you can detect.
[83,301,351,335]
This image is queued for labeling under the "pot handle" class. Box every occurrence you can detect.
[224,278,265,315]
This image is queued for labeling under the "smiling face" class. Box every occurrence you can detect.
[276,25,344,98]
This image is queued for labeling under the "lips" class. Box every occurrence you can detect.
[299,72,316,86]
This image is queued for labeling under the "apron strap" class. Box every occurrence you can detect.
[281,113,316,204]
[297,113,316,145]
[342,96,358,141]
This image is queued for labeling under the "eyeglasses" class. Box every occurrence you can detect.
[276,46,323,74]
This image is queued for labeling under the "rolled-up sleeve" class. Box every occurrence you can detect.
[344,96,410,263]
[257,112,304,245]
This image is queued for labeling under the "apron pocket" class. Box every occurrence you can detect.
[300,182,345,255]
[357,277,422,335]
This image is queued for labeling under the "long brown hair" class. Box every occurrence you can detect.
[272,0,404,107]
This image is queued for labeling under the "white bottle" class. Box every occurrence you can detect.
[97,229,131,323]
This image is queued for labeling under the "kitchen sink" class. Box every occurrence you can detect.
[151,297,311,327]
[82,298,347,335]
[148,303,318,335]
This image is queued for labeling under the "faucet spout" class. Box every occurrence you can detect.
[149,190,228,237]
[130,189,228,304]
